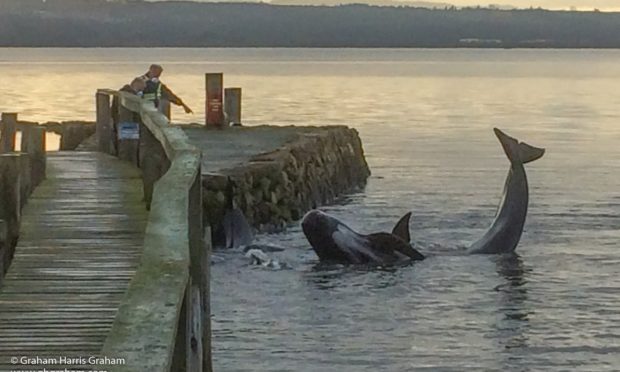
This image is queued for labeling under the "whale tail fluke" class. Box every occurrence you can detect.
[494,128,545,164]
[518,142,545,164]
[392,212,412,243]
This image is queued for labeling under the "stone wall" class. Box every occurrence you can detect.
[202,125,370,234]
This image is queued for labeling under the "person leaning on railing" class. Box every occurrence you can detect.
[140,64,193,114]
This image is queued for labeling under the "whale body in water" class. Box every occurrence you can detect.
[302,210,424,265]
[468,128,545,254]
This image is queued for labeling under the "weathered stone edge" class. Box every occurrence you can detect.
[202,125,371,234]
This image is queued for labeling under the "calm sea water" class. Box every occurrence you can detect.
[2,48,620,371]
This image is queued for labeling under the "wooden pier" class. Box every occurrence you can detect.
[0,152,146,368]
[0,91,210,371]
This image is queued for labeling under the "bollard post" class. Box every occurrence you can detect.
[205,73,224,128]
[22,126,46,188]
[224,88,242,126]
[96,91,113,154]
[0,113,18,153]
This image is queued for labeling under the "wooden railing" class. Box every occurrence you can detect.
[0,112,46,285]
[96,90,212,372]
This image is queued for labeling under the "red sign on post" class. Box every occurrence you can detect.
[205,73,224,128]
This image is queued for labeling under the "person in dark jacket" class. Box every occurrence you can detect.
[141,64,193,114]
[112,77,146,124]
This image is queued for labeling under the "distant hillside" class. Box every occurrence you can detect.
[1,0,620,47]
[269,0,453,7]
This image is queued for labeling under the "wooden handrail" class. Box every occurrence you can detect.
[99,90,211,372]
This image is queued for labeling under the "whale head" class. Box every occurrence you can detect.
[301,210,354,262]
[302,209,424,264]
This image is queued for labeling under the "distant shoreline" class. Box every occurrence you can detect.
[2,46,620,49]
[3,2,620,49]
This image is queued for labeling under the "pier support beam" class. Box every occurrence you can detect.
[0,113,17,153]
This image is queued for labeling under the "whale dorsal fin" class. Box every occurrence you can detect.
[368,232,425,261]
[225,176,235,209]
[392,212,412,243]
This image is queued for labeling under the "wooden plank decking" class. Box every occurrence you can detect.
[0,152,147,371]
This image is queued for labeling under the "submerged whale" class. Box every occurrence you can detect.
[301,210,425,265]
[222,177,254,249]
[468,128,545,254]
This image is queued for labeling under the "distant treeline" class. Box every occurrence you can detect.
[2,0,620,47]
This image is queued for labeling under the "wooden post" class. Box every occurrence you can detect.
[224,88,242,126]
[0,154,21,269]
[1,113,18,153]
[117,105,140,165]
[22,126,46,188]
[0,219,7,285]
[203,226,213,372]
[205,73,224,128]
[96,91,113,154]
[17,153,31,208]
[186,157,205,371]
[20,125,31,155]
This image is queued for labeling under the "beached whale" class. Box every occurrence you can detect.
[468,128,545,254]
[301,210,424,265]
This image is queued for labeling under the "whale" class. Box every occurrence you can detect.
[468,128,545,254]
[222,177,254,249]
[301,210,425,265]
[221,177,288,253]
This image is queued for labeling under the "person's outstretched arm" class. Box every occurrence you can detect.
[161,83,193,114]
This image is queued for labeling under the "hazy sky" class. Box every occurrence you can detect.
[161,0,620,11]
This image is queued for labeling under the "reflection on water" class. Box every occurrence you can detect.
[3,48,620,371]
[494,254,531,369]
